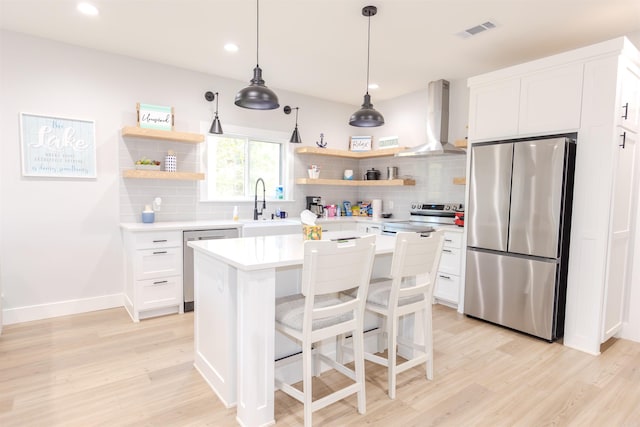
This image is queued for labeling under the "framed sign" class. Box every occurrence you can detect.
[20,113,96,178]
[137,102,174,130]
[378,136,399,149]
[349,135,372,152]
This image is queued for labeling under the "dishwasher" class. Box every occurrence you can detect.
[183,228,239,312]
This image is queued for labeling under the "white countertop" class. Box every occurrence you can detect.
[188,231,396,271]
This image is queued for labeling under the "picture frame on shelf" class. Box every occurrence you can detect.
[377,136,399,149]
[136,102,174,131]
[20,112,96,178]
[349,135,372,152]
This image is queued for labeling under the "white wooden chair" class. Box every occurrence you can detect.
[347,231,444,399]
[274,235,376,426]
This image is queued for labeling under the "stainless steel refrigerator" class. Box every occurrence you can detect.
[464,135,576,341]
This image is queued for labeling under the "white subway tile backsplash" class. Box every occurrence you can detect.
[120,139,467,223]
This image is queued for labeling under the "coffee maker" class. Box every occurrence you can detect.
[306,196,324,217]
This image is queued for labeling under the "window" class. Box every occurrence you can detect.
[200,129,287,201]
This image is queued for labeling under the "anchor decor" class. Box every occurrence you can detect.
[316,133,328,148]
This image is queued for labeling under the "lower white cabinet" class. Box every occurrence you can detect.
[356,222,382,235]
[123,229,183,322]
[434,230,463,307]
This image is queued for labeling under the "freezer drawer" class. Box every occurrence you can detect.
[464,249,558,340]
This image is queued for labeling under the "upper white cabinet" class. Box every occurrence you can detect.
[468,79,520,140]
[519,63,584,135]
[468,63,584,141]
[618,59,640,133]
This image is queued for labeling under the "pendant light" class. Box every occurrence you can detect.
[234,0,279,110]
[349,5,384,127]
[284,105,302,143]
[204,91,223,134]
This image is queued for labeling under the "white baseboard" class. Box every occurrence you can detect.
[2,293,124,325]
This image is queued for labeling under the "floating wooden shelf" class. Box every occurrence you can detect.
[453,177,466,185]
[296,178,415,186]
[121,126,204,144]
[454,139,468,148]
[123,170,205,181]
[295,146,407,159]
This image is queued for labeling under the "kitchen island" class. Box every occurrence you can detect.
[188,231,396,427]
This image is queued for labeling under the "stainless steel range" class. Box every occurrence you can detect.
[381,202,463,235]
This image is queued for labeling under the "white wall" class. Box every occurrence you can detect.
[1,31,468,324]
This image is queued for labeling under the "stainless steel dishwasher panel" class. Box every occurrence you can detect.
[183,228,239,312]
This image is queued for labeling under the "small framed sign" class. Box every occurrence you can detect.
[349,135,372,152]
[20,113,96,178]
[137,102,174,130]
[378,136,399,149]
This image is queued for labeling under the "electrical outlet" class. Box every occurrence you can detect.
[388,201,394,209]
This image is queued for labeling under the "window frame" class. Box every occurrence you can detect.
[199,124,292,202]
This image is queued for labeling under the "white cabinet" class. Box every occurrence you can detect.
[320,221,358,233]
[468,79,520,140]
[468,63,584,141]
[123,229,183,321]
[434,230,463,307]
[467,37,640,354]
[519,63,584,135]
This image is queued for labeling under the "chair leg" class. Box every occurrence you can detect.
[302,341,314,426]
[388,315,398,399]
[424,304,434,380]
[352,327,367,415]
[377,316,387,353]
[313,341,322,377]
[336,334,345,364]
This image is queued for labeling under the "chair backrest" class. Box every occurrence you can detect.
[301,235,376,297]
[301,235,376,334]
[388,231,445,304]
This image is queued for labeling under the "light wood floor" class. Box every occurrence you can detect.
[1,305,639,426]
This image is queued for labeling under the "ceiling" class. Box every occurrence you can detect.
[1,0,640,105]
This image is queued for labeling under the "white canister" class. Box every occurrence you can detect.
[165,154,177,172]
[343,169,354,180]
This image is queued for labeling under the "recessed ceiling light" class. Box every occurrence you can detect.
[224,43,239,53]
[368,83,379,90]
[77,2,99,16]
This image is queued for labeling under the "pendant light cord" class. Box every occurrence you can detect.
[256,0,260,67]
[366,12,371,95]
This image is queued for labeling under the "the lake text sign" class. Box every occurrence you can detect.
[20,113,96,178]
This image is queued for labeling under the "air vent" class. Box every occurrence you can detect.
[456,21,497,39]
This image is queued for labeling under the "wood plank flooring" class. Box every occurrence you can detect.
[1,305,639,426]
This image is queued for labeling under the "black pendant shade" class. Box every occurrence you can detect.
[235,66,279,110]
[284,105,302,143]
[235,0,279,110]
[204,91,224,134]
[349,5,384,127]
[349,93,384,127]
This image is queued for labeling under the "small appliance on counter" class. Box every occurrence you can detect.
[306,196,324,217]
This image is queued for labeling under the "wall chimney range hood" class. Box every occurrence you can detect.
[395,79,465,157]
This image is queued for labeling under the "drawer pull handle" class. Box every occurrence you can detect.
[153,280,168,285]
[442,249,453,253]
[439,274,451,280]
[153,239,168,243]
[445,239,453,243]
[153,251,168,255]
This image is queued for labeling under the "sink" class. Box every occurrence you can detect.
[240,219,302,237]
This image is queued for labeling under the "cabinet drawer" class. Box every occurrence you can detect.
[137,276,181,311]
[134,247,182,280]
[443,231,462,248]
[434,273,460,304]
[439,247,461,275]
[133,230,181,249]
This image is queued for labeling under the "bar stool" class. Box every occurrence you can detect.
[346,231,444,399]
[274,235,376,426]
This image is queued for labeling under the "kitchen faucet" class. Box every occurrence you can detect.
[253,178,266,220]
